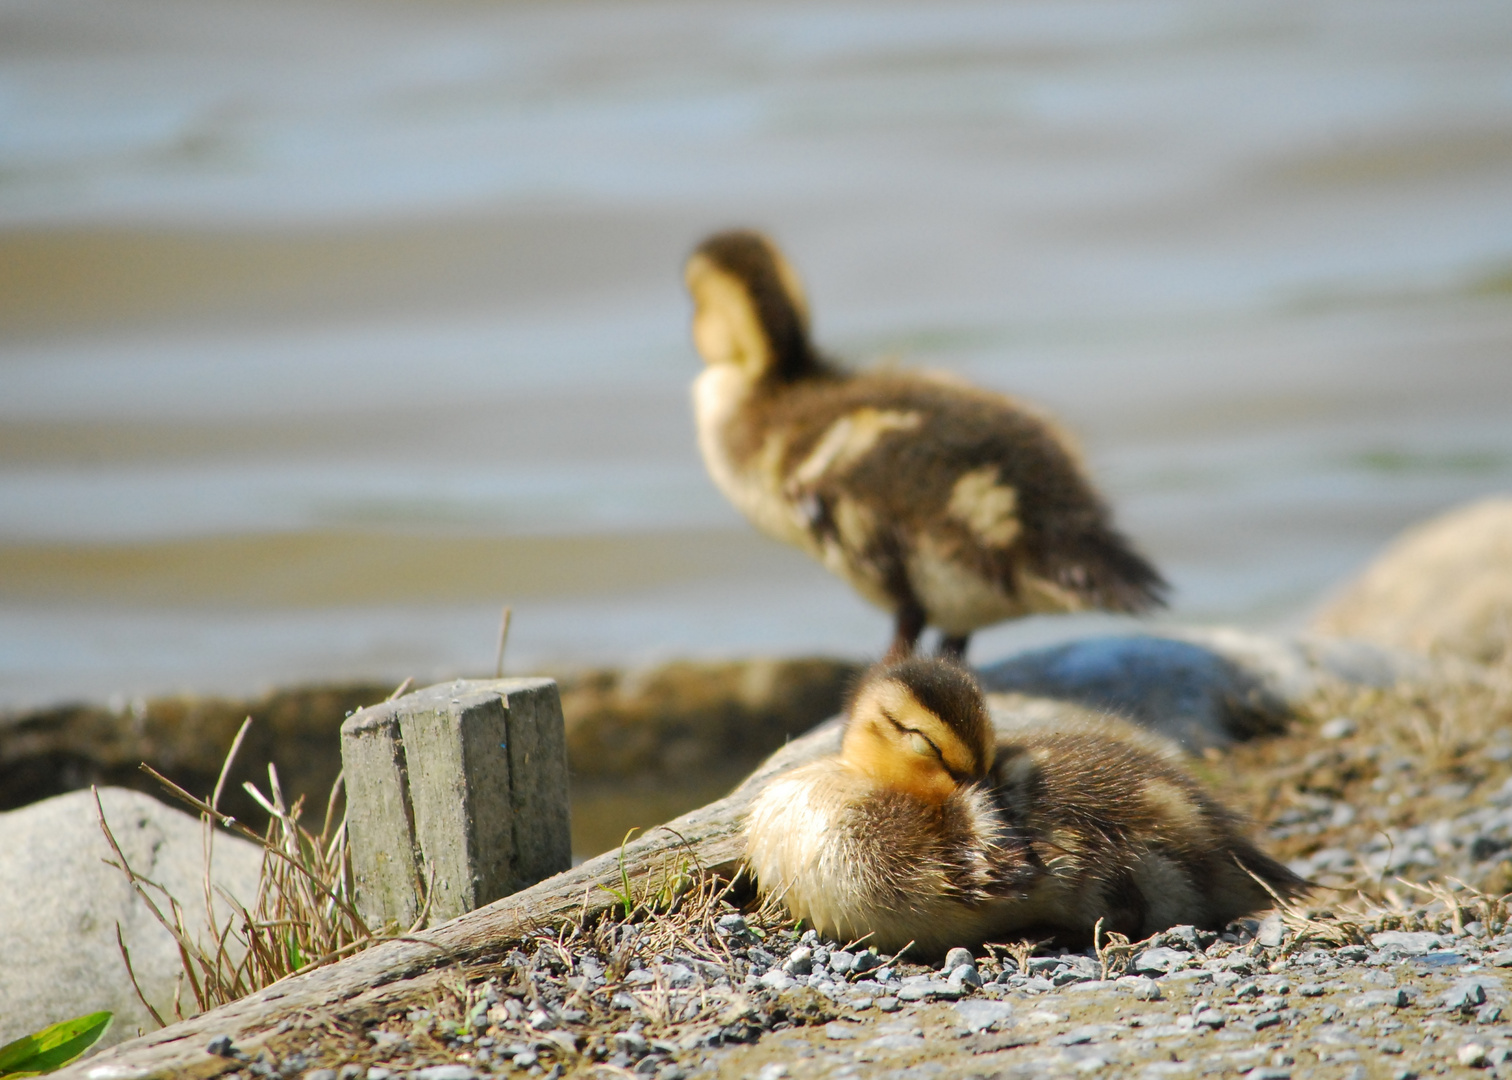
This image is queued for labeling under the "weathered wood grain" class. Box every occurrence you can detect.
[64,719,844,1080]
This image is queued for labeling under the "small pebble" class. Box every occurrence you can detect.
[852,949,881,974]
[1458,1043,1489,1068]
[1444,981,1488,1009]
[758,968,795,992]
[1119,976,1161,1001]
[1133,947,1190,974]
[302,1071,336,1080]
[783,947,813,976]
[942,947,974,972]
[1163,925,1202,951]
[949,964,982,989]
[206,1036,235,1058]
[413,1069,474,1080]
[527,1008,554,1029]
[613,1031,649,1058]
[1319,716,1357,740]
[876,996,901,1013]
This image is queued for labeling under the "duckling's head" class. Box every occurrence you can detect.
[840,657,995,803]
[684,229,820,384]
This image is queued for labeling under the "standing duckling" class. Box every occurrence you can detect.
[744,658,1306,954]
[685,229,1167,661]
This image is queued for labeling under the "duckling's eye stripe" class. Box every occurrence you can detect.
[880,707,958,772]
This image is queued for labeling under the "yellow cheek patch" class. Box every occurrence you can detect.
[867,681,981,779]
[841,716,956,803]
[685,262,770,376]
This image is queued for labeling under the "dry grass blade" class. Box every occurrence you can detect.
[114,922,166,1029]
[1231,855,1366,949]
[1092,918,1134,979]
[495,605,513,679]
[98,715,422,1026]
[94,785,213,1019]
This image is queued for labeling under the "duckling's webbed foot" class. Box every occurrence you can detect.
[885,601,926,662]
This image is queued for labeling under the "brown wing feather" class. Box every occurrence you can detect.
[738,372,1167,616]
[993,730,1308,935]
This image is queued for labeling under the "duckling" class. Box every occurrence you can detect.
[743,657,1306,955]
[685,230,1167,662]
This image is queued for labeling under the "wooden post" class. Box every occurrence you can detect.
[53,718,842,1080]
[339,677,570,927]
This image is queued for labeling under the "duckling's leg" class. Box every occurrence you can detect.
[938,634,970,662]
[885,601,926,662]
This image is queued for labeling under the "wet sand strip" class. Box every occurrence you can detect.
[0,528,797,606]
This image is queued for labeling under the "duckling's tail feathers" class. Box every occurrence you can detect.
[1230,843,1314,904]
[1206,841,1313,932]
[1041,523,1170,615]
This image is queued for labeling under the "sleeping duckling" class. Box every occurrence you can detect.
[685,229,1167,661]
[744,657,1306,955]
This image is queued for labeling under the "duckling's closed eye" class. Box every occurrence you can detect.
[880,706,938,757]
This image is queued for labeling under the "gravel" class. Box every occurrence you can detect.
[238,672,1512,1080]
[242,900,1512,1080]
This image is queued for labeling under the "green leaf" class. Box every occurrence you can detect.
[0,1012,113,1077]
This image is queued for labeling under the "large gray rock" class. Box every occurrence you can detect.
[0,788,262,1050]
[1312,497,1512,664]
[978,626,1436,751]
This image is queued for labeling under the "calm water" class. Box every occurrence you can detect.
[2,0,1511,707]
